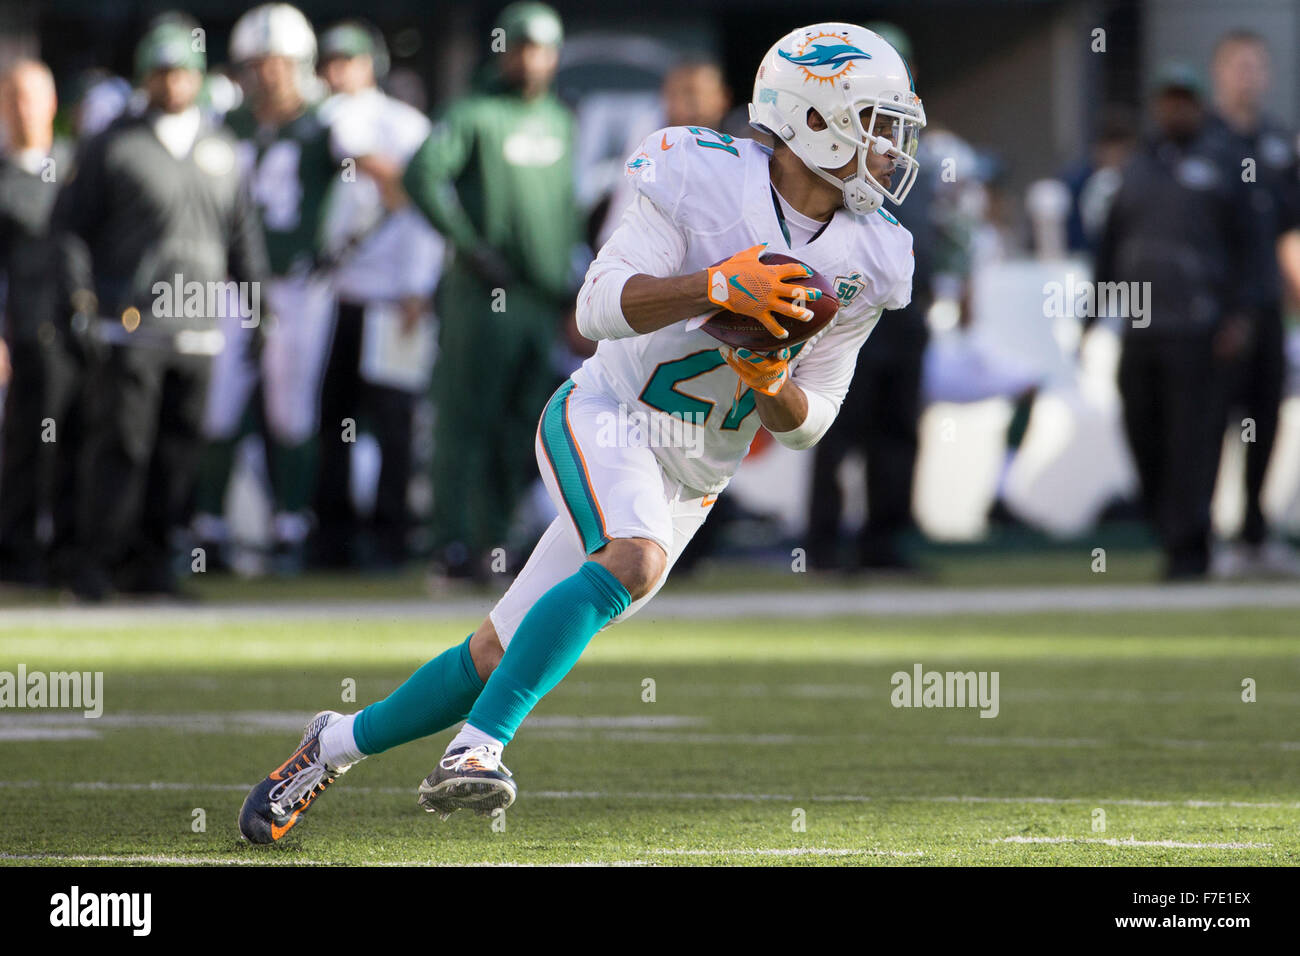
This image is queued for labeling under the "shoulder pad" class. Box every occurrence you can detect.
[623,125,751,230]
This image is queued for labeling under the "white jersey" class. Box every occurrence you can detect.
[573,125,915,494]
[319,87,444,302]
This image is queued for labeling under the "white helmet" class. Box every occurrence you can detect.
[230,4,318,94]
[749,23,926,215]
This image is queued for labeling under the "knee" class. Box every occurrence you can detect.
[596,537,667,602]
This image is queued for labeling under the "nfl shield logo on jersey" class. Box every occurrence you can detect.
[833,273,865,305]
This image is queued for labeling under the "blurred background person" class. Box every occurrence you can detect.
[55,15,268,600]
[593,57,731,249]
[404,1,580,582]
[0,58,73,587]
[194,2,339,575]
[68,69,134,140]
[1094,65,1253,580]
[1062,105,1138,255]
[1205,30,1299,576]
[310,19,445,570]
[806,23,948,574]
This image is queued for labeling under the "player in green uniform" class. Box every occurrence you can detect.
[194,3,343,573]
[404,1,582,580]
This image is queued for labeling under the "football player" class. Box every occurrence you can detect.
[238,22,924,842]
[194,3,340,573]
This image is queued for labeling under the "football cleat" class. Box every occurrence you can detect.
[238,710,352,844]
[417,745,517,820]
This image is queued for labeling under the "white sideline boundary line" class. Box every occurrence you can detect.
[4,712,1298,753]
[993,836,1273,849]
[647,847,925,858]
[0,853,340,866]
[0,838,1269,866]
[6,582,1300,627]
[1,779,1296,810]
[0,850,917,866]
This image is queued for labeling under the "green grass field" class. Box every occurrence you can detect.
[2,599,1297,866]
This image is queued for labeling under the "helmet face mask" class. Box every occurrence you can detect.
[749,23,926,215]
[833,90,925,210]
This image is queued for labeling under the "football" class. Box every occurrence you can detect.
[700,252,840,352]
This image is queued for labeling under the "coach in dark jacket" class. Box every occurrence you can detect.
[0,60,77,587]
[1094,65,1254,579]
[1204,31,1297,572]
[54,19,269,600]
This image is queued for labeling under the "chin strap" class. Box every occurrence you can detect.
[841,175,884,214]
[806,161,883,215]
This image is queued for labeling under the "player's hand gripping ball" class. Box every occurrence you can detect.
[720,345,792,397]
[703,246,839,351]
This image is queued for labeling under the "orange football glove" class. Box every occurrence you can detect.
[706,244,819,341]
[720,345,792,398]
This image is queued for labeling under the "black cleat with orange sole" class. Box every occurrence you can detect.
[238,711,352,844]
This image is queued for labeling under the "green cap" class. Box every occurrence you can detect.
[134,20,206,80]
[320,21,390,77]
[497,2,564,47]
[1150,61,1204,97]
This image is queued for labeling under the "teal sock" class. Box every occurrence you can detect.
[466,561,631,745]
[354,635,485,754]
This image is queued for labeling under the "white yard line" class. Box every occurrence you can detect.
[647,847,925,858]
[0,728,103,740]
[992,836,1273,849]
[0,853,339,865]
[1,779,1295,810]
[5,582,1300,628]
[6,711,1295,753]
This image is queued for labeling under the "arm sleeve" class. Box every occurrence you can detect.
[53,133,107,244]
[402,106,481,253]
[51,136,108,315]
[575,192,688,342]
[1088,177,1123,332]
[772,306,884,450]
[227,168,270,286]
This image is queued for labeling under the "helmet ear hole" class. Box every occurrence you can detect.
[806,108,828,132]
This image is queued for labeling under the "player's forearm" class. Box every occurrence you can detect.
[754,381,809,434]
[356,154,408,211]
[402,156,479,251]
[619,271,712,334]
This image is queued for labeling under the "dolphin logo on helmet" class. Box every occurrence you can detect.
[778,41,873,82]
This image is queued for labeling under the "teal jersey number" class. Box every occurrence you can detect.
[638,343,806,430]
[687,126,739,157]
[639,350,754,430]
